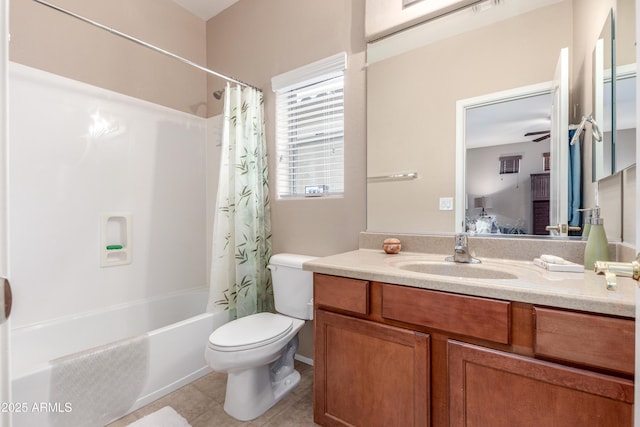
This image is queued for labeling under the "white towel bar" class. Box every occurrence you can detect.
[367,172,418,182]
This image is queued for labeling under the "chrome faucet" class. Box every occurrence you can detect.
[446,233,481,264]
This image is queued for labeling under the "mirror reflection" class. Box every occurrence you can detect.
[592,9,614,181]
[591,3,635,181]
[613,0,636,174]
[366,0,620,236]
[367,0,574,235]
[465,92,552,235]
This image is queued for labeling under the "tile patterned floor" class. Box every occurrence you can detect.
[106,361,319,427]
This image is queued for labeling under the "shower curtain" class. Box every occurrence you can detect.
[207,84,273,319]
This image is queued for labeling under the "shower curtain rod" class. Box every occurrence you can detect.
[31,0,259,91]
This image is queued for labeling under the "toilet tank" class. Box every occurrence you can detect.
[269,253,317,320]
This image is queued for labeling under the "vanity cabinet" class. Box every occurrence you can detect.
[313,273,635,427]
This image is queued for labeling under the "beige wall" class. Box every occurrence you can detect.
[206,0,367,257]
[9,0,207,116]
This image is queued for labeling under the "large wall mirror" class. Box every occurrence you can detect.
[592,3,636,182]
[592,9,614,181]
[613,0,636,174]
[366,0,619,237]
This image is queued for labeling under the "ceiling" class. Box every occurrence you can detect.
[172,0,238,20]
[465,93,552,150]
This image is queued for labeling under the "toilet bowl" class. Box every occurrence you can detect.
[204,253,316,421]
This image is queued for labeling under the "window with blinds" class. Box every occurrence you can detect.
[499,155,522,174]
[272,53,346,198]
[542,152,550,171]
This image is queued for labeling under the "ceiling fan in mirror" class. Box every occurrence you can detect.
[524,130,550,142]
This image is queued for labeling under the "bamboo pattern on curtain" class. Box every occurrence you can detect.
[207,83,273,319]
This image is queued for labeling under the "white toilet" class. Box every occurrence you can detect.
[204,253,316,421]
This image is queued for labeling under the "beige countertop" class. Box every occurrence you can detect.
[304,249,636,318]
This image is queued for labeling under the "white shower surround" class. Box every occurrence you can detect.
[7,62,223,424]
[9,62,209,327]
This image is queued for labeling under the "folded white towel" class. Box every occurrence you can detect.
[540,254,572,265]
[534,257,583,273]
[127,406,191,427]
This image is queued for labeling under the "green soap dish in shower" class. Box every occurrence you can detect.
[106,245,123,250]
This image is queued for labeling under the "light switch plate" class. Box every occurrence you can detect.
[439,197,454,210]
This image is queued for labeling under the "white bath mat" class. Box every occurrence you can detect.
[49,335,149,427]
[127,406,191,427]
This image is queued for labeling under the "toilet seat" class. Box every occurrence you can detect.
[208,312,293,352]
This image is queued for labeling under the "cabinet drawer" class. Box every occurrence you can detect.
[534,307,635,375]
[314,274,369,315]
[382,284,510,344]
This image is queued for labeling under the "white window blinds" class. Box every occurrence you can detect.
[499,155,522,174]
[272,53,346,198]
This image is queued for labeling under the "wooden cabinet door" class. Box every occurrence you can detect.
[314,310,430,427]
[448,340,634,427]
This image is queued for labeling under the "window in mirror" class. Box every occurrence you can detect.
[499,155,522,175]
[543,152,550,171]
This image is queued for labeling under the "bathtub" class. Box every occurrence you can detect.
[10,289,228,427]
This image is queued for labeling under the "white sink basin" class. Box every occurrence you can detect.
[391,261,518,280]
[383,254,535,280]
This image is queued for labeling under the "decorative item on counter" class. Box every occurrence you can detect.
[383,238,401,254]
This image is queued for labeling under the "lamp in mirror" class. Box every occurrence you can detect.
[474,196,492,217]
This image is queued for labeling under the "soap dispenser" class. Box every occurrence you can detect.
[583,206,609,270]
[579,209,592,240]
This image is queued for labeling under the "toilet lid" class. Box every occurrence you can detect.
[208,312,293,351]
